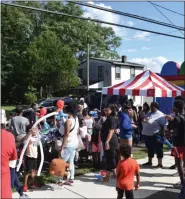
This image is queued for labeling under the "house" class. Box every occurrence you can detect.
[77,56,145,107]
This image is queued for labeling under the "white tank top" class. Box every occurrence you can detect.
[84,118,93,129]
[65,117,79,148]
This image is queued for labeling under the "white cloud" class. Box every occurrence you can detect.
[126,21,134,27]
[130,56,169,73]
[83,2,134,38]
[133,31,151,41]
[127,49,137,53]
[141,46,151,51]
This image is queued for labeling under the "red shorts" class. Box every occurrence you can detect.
[171,147,185,160]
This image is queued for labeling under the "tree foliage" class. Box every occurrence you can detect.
[1,1,121,104]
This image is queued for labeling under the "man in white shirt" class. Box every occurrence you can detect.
[142,102,166,168]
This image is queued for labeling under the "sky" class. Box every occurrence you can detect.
[82,1,184,73]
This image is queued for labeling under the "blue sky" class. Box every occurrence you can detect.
[82,1,184,72]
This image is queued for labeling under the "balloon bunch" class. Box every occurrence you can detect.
[95,170,107,181]
[56,100,68,121]
[156,135,173,149]
[16,100,68,176]
[38,108,50,133]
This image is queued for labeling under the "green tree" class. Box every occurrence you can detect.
[28,30,80,97]
[1,1,121,103]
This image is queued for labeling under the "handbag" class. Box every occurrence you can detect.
[55,118,76,151]
[77,134,85,152]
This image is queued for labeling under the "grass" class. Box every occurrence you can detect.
[132,147,147,160]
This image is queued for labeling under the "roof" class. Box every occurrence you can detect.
[102,70,185,97]
[81,57,145,68]
[75,81,103,90]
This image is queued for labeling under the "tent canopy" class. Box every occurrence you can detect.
[102,70,185,97]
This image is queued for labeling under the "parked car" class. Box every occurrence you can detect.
[39,97,74,113]
[37,98,47,104]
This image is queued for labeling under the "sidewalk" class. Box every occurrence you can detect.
[13,152,181,198]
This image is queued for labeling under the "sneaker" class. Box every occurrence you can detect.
[20,194,30,199]
[23,185,28,192]
[169,164,176,169]
[63,181,72,186]
[153,164,163,169]
[69,179,74,184]
[142,162,152,166]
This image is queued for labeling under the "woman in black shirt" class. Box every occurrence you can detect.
[101,104,119,181]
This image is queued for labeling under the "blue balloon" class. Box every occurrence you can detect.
[156,135,173,149]
[56,111,68,120]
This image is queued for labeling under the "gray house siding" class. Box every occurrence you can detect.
[78,59,112,86]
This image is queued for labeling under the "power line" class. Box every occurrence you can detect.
[123,30,179,40]
[1,2,184,40]
[150,2,185,17]
[149,1,184,36]
[69,1,185,31]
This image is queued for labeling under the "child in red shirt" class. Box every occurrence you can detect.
[116,145,140,199]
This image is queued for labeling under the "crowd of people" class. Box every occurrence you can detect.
[1,96,185,199]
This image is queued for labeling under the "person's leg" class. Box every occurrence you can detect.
[92,152,97,168]
[63,147,76,181]
[117,188,124,199]
[176,158,184,185]
[104,147,117,180]
[156,139,163,167]
[68,148,76,180]
[10,167,15,188]
[30,170,36,185]
[75,150,79,168]
[23,156,30,191]
[23,173,30,191]
[59,147,71,183]
[125,190,134,199]
[14,171,23,196]
[143,136,154,165]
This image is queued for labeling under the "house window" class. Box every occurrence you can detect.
[98,66,104,81]
[78,69,83,79]
[130,67,135,78]
[115,66,121,79]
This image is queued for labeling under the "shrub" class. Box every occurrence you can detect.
[24,92,37,105]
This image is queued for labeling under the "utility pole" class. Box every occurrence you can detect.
[87,36,90,92]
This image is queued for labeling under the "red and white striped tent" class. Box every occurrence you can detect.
[102,70,185,97]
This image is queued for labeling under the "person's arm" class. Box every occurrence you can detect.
[122,114,134,130]
[105,117,115,150]
[10,135,17,161]
[135,163,140,189]
[60,119,72,151]
[9,118,14,133]
[135,163,140,190]
[116,162,121,179]
[135,171,140,190]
